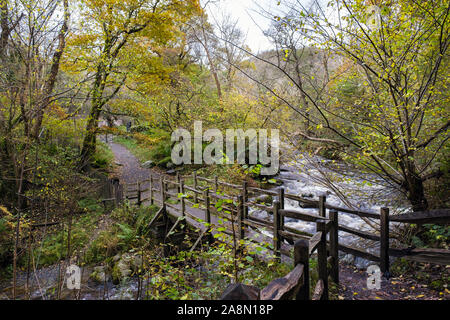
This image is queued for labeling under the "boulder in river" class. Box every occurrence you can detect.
[90,265,110,284]
[112,254,132,283]
[255,194,273,204]
[341,254,355,265]
[112,253,143,284]
[301,193,314,198]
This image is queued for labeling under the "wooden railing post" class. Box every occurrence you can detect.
[319,195,326,217]
[160,177,166,210]
[149,175,153,205]
[204,188,213,243]
[278,187,285,230]
[329,210,339,284]
[237,195,245,241]
[193,171,198,203]
[137,182,142,207]
[272,200,281,260]
[180,180,185,217]
[294,239,310,300]
[242,181,248,219]
[380,207,390,275]
[316,219,329,300]
[176,172,181,194]
[204,188,211,225]
[214,176,218,193]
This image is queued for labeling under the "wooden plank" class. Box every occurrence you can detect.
[165,190,179,197]
[244,218,273,231]
[338,224,380,241]
[237,195,244,240]
[31,221,60,229]
[338,243,380,262]
[197,176,214,182]
[318,195,326,217]
[101,198,116,202]
[325,204,380,219]
[279,230,309,242]
[260,264,304,300]
[329,210,339,284]
[273,201,281,258]
[284,193,317,205]
[389,209,450,225]
[165,219,181,240]
[165,202,180,211]
[218,181,242,189]
[284,225,313,238]
[246,201,272,211]
[247,187,278,196]
[294,240,310,300]
[148,207,164,228]
[184,185,202,194]
[190,229,207,252]
[312,279,324,300]
[389,248,450,265]
[209,206,236,221]
[210,192,236,201]
[380,207,389,273]
[309,232,322,255]
[247,215,271,227]
[316,220,328,300]
[279,209,328,223]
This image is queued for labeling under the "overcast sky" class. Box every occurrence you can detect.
[205,0,276,52]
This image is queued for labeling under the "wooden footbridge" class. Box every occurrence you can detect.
[103,171,450,300]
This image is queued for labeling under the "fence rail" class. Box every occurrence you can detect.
[104,171,450,300]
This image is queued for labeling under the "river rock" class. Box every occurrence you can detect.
[112,253,143,283]
[354,257,371,270]
[255,194,273,204]
[341,254,355,264]
[113,253,122,262]
[142,160,154,168]
[130,254,143,272]
[112,254,133,283]
[90,265,110,284]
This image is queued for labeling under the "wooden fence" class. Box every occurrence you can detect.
[109,171,450,300]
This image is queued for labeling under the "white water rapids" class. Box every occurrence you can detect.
[248,152,408,269]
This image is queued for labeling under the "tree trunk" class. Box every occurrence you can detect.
[79,100,102,170]
[406,173,428,212]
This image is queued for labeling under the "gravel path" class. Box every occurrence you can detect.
[104,139,155,184]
